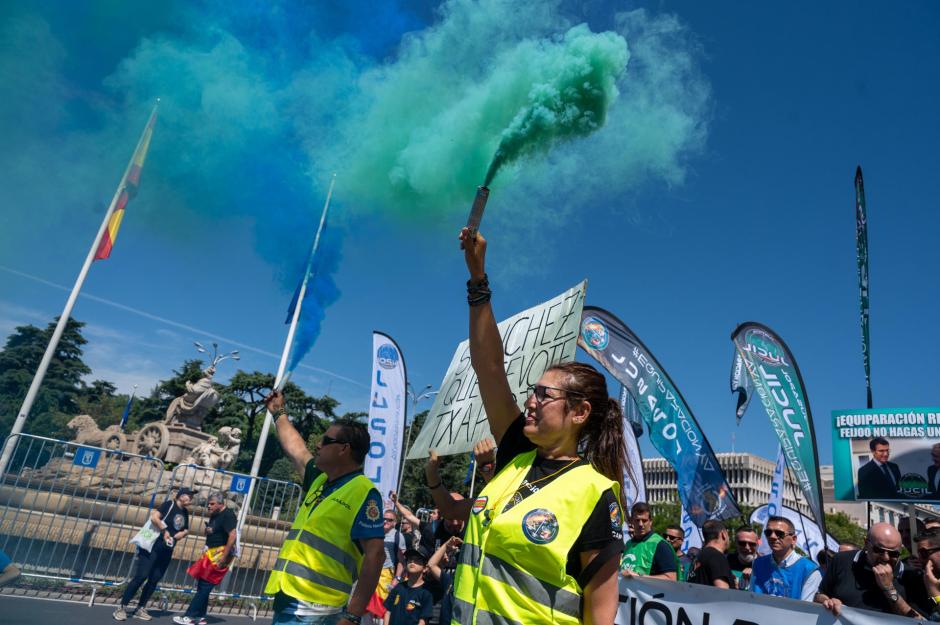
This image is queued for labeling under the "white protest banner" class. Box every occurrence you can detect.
[680,503,702,553]
[618,577,911,625]
[758,445,786,555]
[364,332,407,501]
[407,281,586,459]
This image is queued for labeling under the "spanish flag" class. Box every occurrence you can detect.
[94,105,158,261]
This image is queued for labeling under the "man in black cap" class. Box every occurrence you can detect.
[114,487,194,621]
[383,547,434,625]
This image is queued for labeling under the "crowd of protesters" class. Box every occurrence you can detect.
[355,445,940,625]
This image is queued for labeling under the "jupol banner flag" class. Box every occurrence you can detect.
[364,332,407,500]
[757,445,786,556]
[579,306,740,525]
[731,322,827,540]
[407,281,586,459]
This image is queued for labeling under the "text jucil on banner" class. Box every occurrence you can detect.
[831,406,940,503]
[406,281,586,459]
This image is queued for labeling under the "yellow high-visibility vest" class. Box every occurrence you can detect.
[452,450,620,625]
[265,472,378,606]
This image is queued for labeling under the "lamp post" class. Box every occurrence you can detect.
[397,383,438,494]
[193,341,240,367]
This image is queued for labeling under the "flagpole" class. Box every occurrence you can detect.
[237,173,335,531]
[0,101,159,478]
[468,457,478,499]
[120,384,139,431]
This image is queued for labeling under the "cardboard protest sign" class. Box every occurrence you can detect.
[406,281,586,459]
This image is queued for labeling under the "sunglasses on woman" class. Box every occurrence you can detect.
[527,384,584,403]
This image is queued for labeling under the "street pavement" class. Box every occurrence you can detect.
[0,595,264,625]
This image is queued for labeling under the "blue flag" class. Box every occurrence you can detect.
[284,216,342,373]
[464,452,475,484]
[119,393,135,431]
[579,306,740,525]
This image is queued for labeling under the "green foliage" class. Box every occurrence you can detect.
[0,317,91,439]
[825,511,866,547]
[396,410,472,511]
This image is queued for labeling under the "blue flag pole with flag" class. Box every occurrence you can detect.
[119,384,138,431]
[237,174,337,533]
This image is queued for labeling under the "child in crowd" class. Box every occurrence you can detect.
[383,548,434,625]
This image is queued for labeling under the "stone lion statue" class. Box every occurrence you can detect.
[67,415,127,451]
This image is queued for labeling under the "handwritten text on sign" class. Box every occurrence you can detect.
[407,281,586,459]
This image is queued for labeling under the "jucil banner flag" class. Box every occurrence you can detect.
[730,352,754,425]
[579,306,740,525]
[855,166,873,408]
[731,322,827,539]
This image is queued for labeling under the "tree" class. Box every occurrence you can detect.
[825,511,866,547]
[76,379,124,426]
[218,371,275,452]
[396,410,471,510]
[0,317,91,439]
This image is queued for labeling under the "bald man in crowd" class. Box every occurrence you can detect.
[815,523,922,618]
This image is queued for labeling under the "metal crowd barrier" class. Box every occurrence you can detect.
[156,463,302,603]
[0,432,304,613]
[0,433,167,587]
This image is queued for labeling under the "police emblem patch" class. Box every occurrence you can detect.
[580,316,609,350]
[609,501,621,529]
[521,508,559,544]
[365,499,381,522]
[471,496,488,514]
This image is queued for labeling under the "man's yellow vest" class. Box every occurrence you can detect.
[452,450,620,625]
[265,472,377,606]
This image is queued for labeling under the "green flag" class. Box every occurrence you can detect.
[855,166,872,408]
[731,322,827,541]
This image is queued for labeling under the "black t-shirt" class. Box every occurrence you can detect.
[726,551,750,572]
[154,499,189,551]
[417,520,438,553]
[818,550,908,613]
[493,415,624,581]
[687,546,734,587]
[205,507,237,548]
[383,582,434,625]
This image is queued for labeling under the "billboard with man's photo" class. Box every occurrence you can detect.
[832,407,940,502]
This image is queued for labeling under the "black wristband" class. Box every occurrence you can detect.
[426,481,442,490]
[340,611,362,625]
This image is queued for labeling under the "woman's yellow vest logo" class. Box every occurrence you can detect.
[521,508,559,544]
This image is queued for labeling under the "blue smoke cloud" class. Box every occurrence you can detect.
[0,0,710,368]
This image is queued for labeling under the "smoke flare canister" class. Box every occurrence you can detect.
[465,186,489,236]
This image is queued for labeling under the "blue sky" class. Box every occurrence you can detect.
[1,0,938,466]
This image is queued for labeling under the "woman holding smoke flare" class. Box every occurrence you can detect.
[448,227,629,625]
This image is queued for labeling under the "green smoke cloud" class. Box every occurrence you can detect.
[303,0,709,221]
[483,25,628,186]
